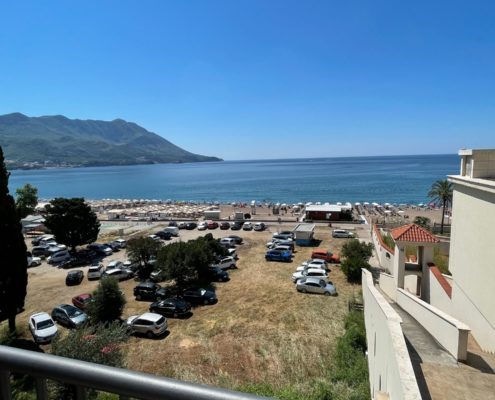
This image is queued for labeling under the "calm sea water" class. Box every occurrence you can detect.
[8,154,459,204]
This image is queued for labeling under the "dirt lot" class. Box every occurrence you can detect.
[16,222,366,393]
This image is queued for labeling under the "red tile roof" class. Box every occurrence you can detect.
[390,224,439,243]
[429,263,452,298]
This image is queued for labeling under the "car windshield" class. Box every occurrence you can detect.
[36,319,54,329]
[66,307,83,317]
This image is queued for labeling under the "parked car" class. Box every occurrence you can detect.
[27,254,42,267]
[230,221,243,231]
[207,266,230,282]
[185,222,197,230]
[87,243,112,256]
[88,263,105,280]
[272,233,293,241]
[31,234,54,246]
[292,268,328,283]
[103,242,121,252]
[47,250,71,265]
[207,220,219,229]
[311,249,340,263]
[107,260,123,269]
[211,256,236,270]
[296,261,329,273]
[266,239,294,250]
[58,256,89,269]
[51,304,88,328]
[219,237,236,248]
[332,229,354,238]
[72,293,94,310]
[32,245,50,257]
[278,230,295,239]
[227,248,238,259]
[113,238,127,248]
[254,222,266,231]
[126,312,168,338]
[102,268,133,281]
[29,312,58,344]
[182,287,217,305]
[148,234,161,242]
[296,277,337,296]
[265,249,292,262]
[226,235,243,245]
[133,282,171,301]
[301,258,328,268]
[168,221,178,227]
[149,298,192,318]
[163,226,179,236]
[178,222,187,229]
[242,222,253,231]
[272,245,292,253]
[156,230,173,240]
[220,221,230,230]
[197,221,208,231]
[66,270,84,286]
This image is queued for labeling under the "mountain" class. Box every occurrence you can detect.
[0,113,221,169]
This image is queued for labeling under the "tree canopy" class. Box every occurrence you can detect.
[15,183,38,219]
[428,179,453,234]
[340,239,374,283]
[0,146,28,332]
[87,277,126,324]
[413,216,431,231]
[43,198,100,251]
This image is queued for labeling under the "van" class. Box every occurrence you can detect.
[47,250,71,265]
[164,226,179,236]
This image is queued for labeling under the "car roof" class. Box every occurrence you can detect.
[139,312,164,322]
[74,293,92,299]
[306,268,326,273]
[303,277,325,284]
[138,282,157,288]
[31,312,51,322]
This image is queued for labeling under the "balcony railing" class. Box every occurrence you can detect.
[0,345,268,400]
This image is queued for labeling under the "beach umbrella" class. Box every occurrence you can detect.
[355,202,361,206]
[397,210,405,214]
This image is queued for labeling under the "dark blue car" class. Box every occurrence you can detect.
[265,249,292,262]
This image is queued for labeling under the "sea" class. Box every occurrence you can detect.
[8,154,459,205]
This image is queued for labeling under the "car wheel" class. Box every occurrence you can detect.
[146,331,154,339]
[173,312,178,318]
[324,292,331,296]
[301,288,307,293]
[204,299,209,305]
[136,294,141,300]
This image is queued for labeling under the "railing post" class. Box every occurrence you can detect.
[0,369,12,400]
[35,377,48,400]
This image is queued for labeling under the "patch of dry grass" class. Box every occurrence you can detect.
[10,224,361,398]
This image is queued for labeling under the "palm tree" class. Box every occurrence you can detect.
[428,179,453,234]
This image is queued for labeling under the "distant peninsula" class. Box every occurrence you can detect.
[0,113,222,169]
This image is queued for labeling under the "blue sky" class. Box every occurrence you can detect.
[0,1,494,160]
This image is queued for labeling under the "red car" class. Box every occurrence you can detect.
[72,293,94,310]
[219,222,230,230]
[207,220,219,229]
[311,249,340,263]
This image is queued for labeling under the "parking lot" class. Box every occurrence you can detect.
[19,222,365,392]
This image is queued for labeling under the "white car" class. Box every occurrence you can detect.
[27,255,42,267]
[253,222,266,231]
[301,259,327,268]
[126,312,168,338]
[242,222,253,230]
[332,229,354,238]
[102,268,133,281]
[295,263,328,273]
[29,312,58,344]
[113,238,127,248]
[296,277,337,296]
[211,256,237,270]
[227,248,238,259]
[107,260,123,269]
[292,268,328,283]
[148,234,161,242]
[88,264,104,280]
[198,221,208,231]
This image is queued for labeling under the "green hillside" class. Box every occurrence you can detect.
[0,113,221,169]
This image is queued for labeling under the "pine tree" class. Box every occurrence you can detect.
[0,146,28,332]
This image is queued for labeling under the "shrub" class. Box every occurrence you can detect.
[87,278,126,324]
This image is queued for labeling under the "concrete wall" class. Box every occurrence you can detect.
[362,270,421,400]
[429,269,453,315]
[396,289,469,360]
[379,272,397,301]
[372,225,394,273]
[404,275,418,295]
[448,179,495,352]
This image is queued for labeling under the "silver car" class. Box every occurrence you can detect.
[296,277,337,296]
[51,304,88,328]
[126,312,168,338]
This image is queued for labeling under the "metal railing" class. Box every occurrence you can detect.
[0,345,268,400]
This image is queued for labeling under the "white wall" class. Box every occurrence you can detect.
[429,269,453,315]
[379,272,396,301]
[372,226,394,273]
[404,275,418,295]
[448,179,495,352]
[362,270,421,400]
[396,289,469,360]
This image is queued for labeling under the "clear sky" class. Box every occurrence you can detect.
[0,1,494,160]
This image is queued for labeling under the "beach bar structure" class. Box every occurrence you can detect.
[304,204,351,221]
[293,223,316,246]
[203,209,221,220]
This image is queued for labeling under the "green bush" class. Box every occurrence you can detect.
[87,277,126,324]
